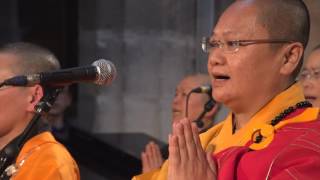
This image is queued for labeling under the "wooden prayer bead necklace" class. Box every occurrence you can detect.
[254,101,312,143]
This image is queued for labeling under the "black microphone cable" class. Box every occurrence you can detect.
[185,85,212,117]
[193,99,216,131]
[185,85,216,130]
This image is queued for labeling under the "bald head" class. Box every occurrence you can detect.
[183,74,211,87]
[251,0,310,48]
[0,42,60,75]
[312,44,320,51]
[255,0,309,79]
[172,73,214,123]
[228,0,310,79]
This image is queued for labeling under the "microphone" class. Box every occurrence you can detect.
[190,85,212,96]
[2,59,117,87]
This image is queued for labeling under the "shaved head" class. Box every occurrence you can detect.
[252,0,310,47]
[0,42,61,93]
[312,44,320,51]
[234,0,310,79]
[0,42,60,75]
[184,74,211,87]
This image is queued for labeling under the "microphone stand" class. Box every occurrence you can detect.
[17,87,63,147]
[0,87,63,179]
[185,89,216,132]
[193,99,216,133]
[185,91,194,118]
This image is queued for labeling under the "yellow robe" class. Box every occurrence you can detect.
[132,83,316,180]
[11,132,80,180]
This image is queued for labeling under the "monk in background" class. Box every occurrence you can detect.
[301,45,320,107]
[141,74,219,173]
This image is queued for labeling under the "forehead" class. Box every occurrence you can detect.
[177,76,206,90]
[0,53,19,76]
[212,2,266,39]
[305,50,320,69]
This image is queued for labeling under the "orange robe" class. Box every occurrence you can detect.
[133,83,320,180]
[11,132,79,180]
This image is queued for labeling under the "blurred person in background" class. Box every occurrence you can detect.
[140,74,220,173]
[43,86,73,141]
[300,44,320,107]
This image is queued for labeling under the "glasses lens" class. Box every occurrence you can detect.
[300,70,320,81]
[225,41,240,53]
[313,70,320,79]
[299,73,307,81]
[300,70,313,81]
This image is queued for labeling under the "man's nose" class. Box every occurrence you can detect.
[301,79,313,90]
[173,94,182,105]
[207,50,226,67]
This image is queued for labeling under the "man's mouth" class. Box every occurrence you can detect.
[305,96,317,101]
[172,109,182,115]
[214,75,230,80]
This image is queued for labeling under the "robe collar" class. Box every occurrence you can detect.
[212,82,309,153]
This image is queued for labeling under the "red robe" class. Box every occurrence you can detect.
[215,108,320,180]
[133,83,320,180]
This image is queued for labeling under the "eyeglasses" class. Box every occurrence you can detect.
[0,82,13,91]
[201,37,294,54]
[299,69,320,81]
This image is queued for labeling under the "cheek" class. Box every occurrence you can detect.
[0,95,26,136]
[230,54,271,85]
[207,60,212,73]
[188,97,205,114]
[229,58,255,86]
[312,82,320,94]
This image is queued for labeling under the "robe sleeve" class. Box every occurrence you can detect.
[269,145,320,179]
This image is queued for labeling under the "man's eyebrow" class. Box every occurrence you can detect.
[210,30,235,38]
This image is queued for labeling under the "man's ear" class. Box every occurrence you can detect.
[280,42,304,76]
[26,85,44,112]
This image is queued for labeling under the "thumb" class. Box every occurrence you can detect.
[206,152,217,176]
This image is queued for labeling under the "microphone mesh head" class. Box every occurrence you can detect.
[92,59,117,85]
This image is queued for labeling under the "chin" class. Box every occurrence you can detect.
[313,101,320,108]
[213,91,229,103]
[172,117,180,123]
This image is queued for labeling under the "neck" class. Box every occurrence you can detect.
[232,80,293,131]
[203,117,214,128]
[0,115,32,150]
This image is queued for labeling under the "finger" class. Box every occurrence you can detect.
[149,143,158,166]
[191,122,204,159]
[172,120,178,135]
[152,143,163,165]
[150,142,162,167]
[141,152,150,173]
[206,152,217,176]
[168,134,181,167]
[182,118,197,159]
[174,122,188,161]
[146,143,157,166]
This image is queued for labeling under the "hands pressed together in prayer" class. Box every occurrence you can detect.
[168,118,217,180]
[141,141,164,173]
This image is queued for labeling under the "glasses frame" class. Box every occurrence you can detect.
[0,82,14,91]
[299,69,320,81]
[201,37,295,54]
